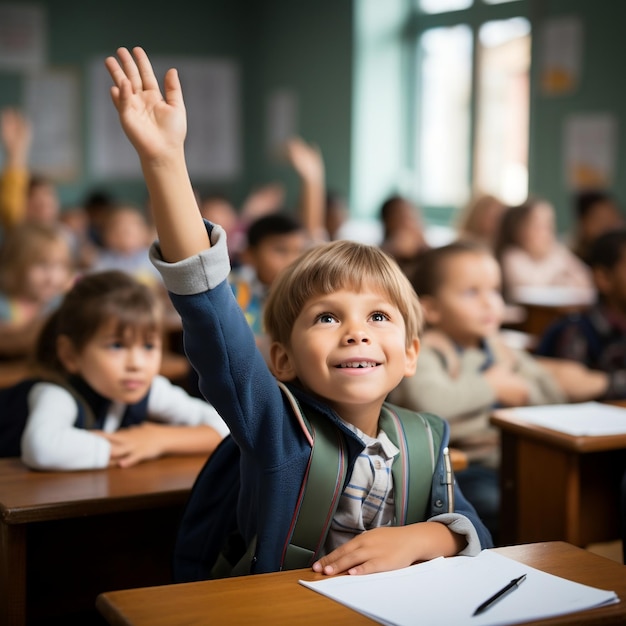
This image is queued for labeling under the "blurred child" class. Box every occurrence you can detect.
[455,193,506,251]
[570,190,624,266]
[199,193,242,264]
[4,270,229,468]
[536,228,626,399]
[229,212,309,358]
[494,196,593,302]
[104,46,491,577]
[0,223,74,358]
[379,194,429,278]
[90,203,161,288]
[389,241,607,542]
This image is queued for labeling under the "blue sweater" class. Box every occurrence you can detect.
[150,223,492,574]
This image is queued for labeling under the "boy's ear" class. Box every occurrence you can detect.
[269,341,298,382]
[56,335,80,374]
[403,337,420,377]
[419,295,441,325]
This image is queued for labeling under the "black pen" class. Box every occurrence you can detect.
[473,574,527,616]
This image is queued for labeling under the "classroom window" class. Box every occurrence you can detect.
[416,25,472,207]
[412,1,530,215]
[418,0,472,13]
[474,17,531,205]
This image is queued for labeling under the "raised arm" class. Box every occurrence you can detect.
[0,108,32,231]
[104,46,208,261]
[283,137,327,242]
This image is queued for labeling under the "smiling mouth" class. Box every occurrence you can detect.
[337,361,380,369]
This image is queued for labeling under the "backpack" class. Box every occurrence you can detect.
[0,379,35,457]
[172,383,449,583]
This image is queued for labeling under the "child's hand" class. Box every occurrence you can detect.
[483,364,530,406]
[105,47,187,163]
[283,137,324,183]
[1,108,32,163]
[99,423,166,468]
[312,523,464,576]
[535,357,609,401]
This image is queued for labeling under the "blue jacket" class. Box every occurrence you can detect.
[151,223,492,575]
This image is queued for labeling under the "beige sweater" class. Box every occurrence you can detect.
[388,334,566,467]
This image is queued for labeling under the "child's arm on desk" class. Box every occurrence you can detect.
[105,47,208,261]
[312,523,466,576]
[100,423,223,468]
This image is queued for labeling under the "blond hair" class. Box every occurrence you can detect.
[0,223,72,297]
[263,240,422,348]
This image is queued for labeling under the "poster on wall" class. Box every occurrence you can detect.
[0,3,46,71]
[539,16,582,96]
[90,56,240,181]
[563,113,617,190]
[266,89,298,159]
[24,70,81,179]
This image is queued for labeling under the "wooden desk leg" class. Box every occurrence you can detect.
[499,432,622,547]
[499,432,572,545]
[0,522,27,626]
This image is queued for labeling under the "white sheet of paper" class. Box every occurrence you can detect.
[507,401,626,436]
[300,550,618,626]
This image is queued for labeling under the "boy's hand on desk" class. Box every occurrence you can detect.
[312,523,464,576]
[483,364,530,406]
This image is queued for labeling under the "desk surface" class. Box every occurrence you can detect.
[0,454,207,524]
[491,407,626,453]
[97,542,626,626]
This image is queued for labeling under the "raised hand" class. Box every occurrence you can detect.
[105,46,209,262]
[105,46,187,164]
[1,108,32,165]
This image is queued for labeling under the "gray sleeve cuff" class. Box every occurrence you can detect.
[149,222,231,295]
[427,513,482,556]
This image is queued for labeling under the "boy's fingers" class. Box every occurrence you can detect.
[104,56,126,89]
[116,46,144,92]
[163,68,184,108]
[132,46,161,92]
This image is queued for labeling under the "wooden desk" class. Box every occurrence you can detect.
[0,454,207,626]
[506,286,594,338]
[0,359,32,389]
[491,408,626,547]
[96,542,626,626]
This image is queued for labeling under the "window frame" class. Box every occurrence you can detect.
[406,0,531,223]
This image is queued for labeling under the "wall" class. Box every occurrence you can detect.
[529,0,626,231]
[0,0,354,215]
[2,1,626,234]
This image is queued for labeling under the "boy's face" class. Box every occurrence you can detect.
[58,318,162,405]
[104,210,150,255]
[595,248,626,313]
[519,202,555,259]
[246,231,308,286]
[25,242,72,305]
[582,202,624,242]
[422,252,504,347]
[270,286,419,426]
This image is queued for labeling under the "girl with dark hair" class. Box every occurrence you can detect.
[2,270,228,468]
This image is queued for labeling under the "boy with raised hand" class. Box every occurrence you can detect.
[105,46,490,577]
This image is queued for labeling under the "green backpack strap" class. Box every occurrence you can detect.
[380,403,446,524]
[279,383,348,570]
